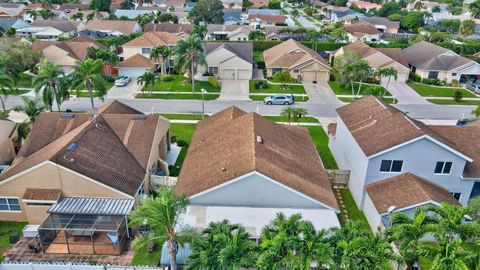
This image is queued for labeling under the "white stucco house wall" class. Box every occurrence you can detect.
[202,42,253,80]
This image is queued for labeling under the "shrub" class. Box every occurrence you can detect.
[454,90,463,102]
[272,71,296,83]
[256,61,266,69]
[160,74,174,82]
[177,140,188,147]
[102,74,116,82]
[168,165,180,176]
[450,79,460,87]
[208,76,220,88]
[409,72,422,82]
[254,81,268,90]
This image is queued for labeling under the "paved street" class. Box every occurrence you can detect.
[3,95,476,120]
[383,82,430,105]
[296,16,320,30]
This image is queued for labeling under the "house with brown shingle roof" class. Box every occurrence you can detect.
[344,22,382,43]
[175,106,340,238]
[0,101,171,228]
[78,20,142,39]
[327,96,478,230]
[115,54,155,77]
[263,39,331,82]
[32,39,103,74]
[333,41,410,83]
[247,14,286,28]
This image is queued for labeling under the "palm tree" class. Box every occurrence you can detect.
[328,221,371,267]
[39,9,55,20]
[424,202,472,244]
[292,107,308,125]
[129,187,196,270]
[0,70,13,112]
[422,239,471,270]
[376,67,398,97]
[280,106,296,125]
[386,209,433,270]
[299,221,334,269]
[160,46,172,74]
[414,1,424,10]
[174,34,206,94]
[470,0,480,18]
[26,10,38,21]
[291,9,300,19]
[187,220,257,269]
[150,46,162,73]
[352,60,372,98]
[345,63,359,99]
[137,71,156,95]
[32,60,66,111]
[13,97,45,123]
[71,59,107,113]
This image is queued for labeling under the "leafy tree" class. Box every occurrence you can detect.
[248,30,266,40]
[136,13,154,27]
[307,30,322,51]
[454,90,463,102]
[86,12,95,21]
[304,6,316,16]
[5,27,16,37]
[0,70,13,112]
[13,97,45,123]
[174,34,206,94]
[268,0,280,8]
[137,71,156,95]
[130,187,197,270]
[291,9,300,19]
[120,0,134,9]
[0,42,41,80]
[190,0,224,24]
[460,19,476,37]
[432,5,441,12]
[333,50,362,94]
[26,10,38,20]
[375,67,398,97]
[401,11,425,32]
[71,59,107,112]
[387,13,403,21]
[32,60,67,111]
[193,25,207,39]
[187,220,257,269]
[89,0,111,12]
[327,27,348,42]
[157,13,178,23]
[39,9,55,19]
[71,12,84,20]
[376,2,401,17]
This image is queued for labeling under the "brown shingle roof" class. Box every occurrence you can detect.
[263,39,330,69]
[430,125,480,178]
[116,54,154,68]
[336,96,465,157]
[337,41,408,68]
[175,106,339,210]
[144,23,193,34]
[32,40,98,60]
[344,22,381,36]
[365,172,459,214]
[84,20,139,34]
[123,31,182,47]
[247,14,286,23]
[2,101,169,197]
[23,188,62,201]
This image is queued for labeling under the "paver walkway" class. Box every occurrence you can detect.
[219,79,250,101]
[382,82,430,105]
[303,82,343,104]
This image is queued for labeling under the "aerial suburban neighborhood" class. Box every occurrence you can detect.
[0,0,480,268]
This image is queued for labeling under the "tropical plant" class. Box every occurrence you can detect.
[291,9,300,19]
[470,0,480,18]
[13,96,45,123]
[26,10,38,20]
[280,106,296,125]
[70,59,107,112]
[137,71,156,95]
[187,220,257,269]
[328,220,371,266]
[351,60,372,97]
[0,70,13,111]
[5,27,16,38]
[333,50,362,86]
[174,34,206,94]
[422,239,471,270]
[129,187,197,270]
[375,67,398,97]
[292,107,308,125]
[39,9,55,20]
[32,60,67,111]
[298,221,334,269]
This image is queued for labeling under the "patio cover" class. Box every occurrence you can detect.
[48,197,135,216]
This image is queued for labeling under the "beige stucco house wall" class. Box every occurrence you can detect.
[266,60,331,82]
[204,47,252,80]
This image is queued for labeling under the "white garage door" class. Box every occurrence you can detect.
[222,69,236,80]
[380,72,409,83]
[237,69,251,80]
[302,71,329,82]
[118,67,149,78]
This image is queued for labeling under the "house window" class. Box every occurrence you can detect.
[434,161,452,174]
[0,198,20,211]
[142,48,151,54]
[428,71,439,79]
[451,192,461,200]
[169,59,174,66]
[238,37,241,40]
[452,73,457,76]
[208,66,219,74]
[380,160,403,172]
[243,38,247,41]
[272,68,282,75]
[293,69,299,73]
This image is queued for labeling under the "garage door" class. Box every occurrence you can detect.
[118,68,148,78]
[302,71,329,82]
[237,69,251,80]
[380,72,409,83]
[222,69,236,80]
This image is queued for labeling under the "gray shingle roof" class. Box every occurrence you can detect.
[206,42,253,64]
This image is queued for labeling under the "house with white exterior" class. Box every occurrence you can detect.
[328,96,480,230]
[17,20,82,40]
[202,42,253,80]
[344,22,382,43]
[175,106,340,238]
[78,20,142,38]
[205,24,253,41]
[403,41,480,83]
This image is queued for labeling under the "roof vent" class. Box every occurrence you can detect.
[66,143,78,152]
[62,113,75,119]
[221,167,226,172]
[256,135,263,144]
[132,115,146,120]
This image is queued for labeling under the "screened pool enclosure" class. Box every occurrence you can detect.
[38,197,134,255]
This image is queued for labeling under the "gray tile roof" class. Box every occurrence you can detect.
[206,42,253,64]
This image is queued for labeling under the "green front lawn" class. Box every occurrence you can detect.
[150,75,220,93]
[328,81,391,96]
[339,97,396,104]
[427,99,480,105]
[136,93,219,100]
[408,82,476,98]
[160,113,205,120]
[253,50,264,63]
[335,188,370,230]
[249,94,309,102]
[0,221,27,261]
[170,123,197,175]
[250,80,306,94]
[307,126,338,170]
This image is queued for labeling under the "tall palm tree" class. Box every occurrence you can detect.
[376,67,398,97]
[345,63,359,99]
[137,71,156,95]
[291,9,300,19]
[71,59,107,113]
[328,221,371,267]
[129,187,197,270]
[32,60,66,111]
[150,46,162,73]
[0,70,13,112]
[422,239,471,270]
[299,221,334,269]
[13,96,45,123]
[424,202,472,244]
[174,34,206,94]
[187,220,257,269]
[352,60,372,98]
[26,10,38,21]
[159,46,172,74]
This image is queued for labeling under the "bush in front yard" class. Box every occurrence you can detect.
[177,140,188,147]
[454,90,463,102]
[272,71,297,83]
[254,81,268,89]
[102,74,116,82]
[409,72,421,82]
[160,74,174,82]
[450,79,460,87]
[208,76,220,88]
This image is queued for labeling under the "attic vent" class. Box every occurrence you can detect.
[62,113,75,119]
[132,115,146,120]
[221,167,226,172]
[256,136,263,144]
[66,143,78,152]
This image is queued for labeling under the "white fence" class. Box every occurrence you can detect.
[0,263,165,270]
[150,176,177,188]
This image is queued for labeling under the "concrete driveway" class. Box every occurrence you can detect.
[107,78,142,99]
[383,82,430,105]
[303,82,343,104]
[219,79,250,101]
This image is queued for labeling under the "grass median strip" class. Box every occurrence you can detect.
[329,81,391,96]
[150,75,220,93]
[250,80,306,94]
[427,99,480,105]
[136,93,219,100]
